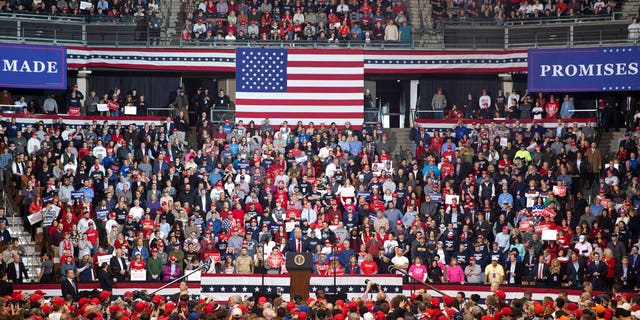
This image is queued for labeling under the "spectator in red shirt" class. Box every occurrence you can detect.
[359,254,378,276]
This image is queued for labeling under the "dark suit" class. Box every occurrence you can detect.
[110,255,128,282]
[566,260,586,288]
[505,260,525,285]
[97,267,115,292]
[615,263,636,290]
[587,260,607,290]
[623,95,637,131]
[283,238,311,254]
[523,252,537,282]
[0,279,12,296]
[0,229,10,245]
[61,278,78,299]
[534,262,550,286]
[196,195,212,215]
[7,261,28,283]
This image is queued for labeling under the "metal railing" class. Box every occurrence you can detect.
[210,108,234,124]
[443,20,631,49]
[0,104,25,113]
[146,107,175,117]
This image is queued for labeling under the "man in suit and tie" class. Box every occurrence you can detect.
[284,228,310,255]
[566,251,586,288]
[623,93,637,131]
[7,254,28,284]
[629,245,640,272]
[587,252,607,290]
[505,252,524,285]
[61,269,78,299]
[110,248,129,282]
[615,256,636,291]
[522,246,537,285]
[196,188,211,216]
[534,254,550,287]
[153,154,169,176]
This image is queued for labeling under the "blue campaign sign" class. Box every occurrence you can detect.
[528,46,640,92]
[0,44,67,89]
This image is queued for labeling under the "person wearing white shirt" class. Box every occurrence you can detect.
[92,142,107,160]
[325,158,340,178]
[128,199,145,220]
[318,145,332,160]
[391,246,409,273]
[27,134,41,155]
[77,211,95,235]
[105,213,119,232]
[478,89,491,109]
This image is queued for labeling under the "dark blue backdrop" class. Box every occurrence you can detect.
[528,46,640,93]
[0,44,66,89]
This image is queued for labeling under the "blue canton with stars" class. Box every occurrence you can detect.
[236,48,287,93]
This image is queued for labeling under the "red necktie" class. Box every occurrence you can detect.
[297,240,301,253]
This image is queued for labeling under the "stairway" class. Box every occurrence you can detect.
[387,128,414,164]
[160,0,182,44]
[597,130,625,161]
[618,0,639,21]
[0,190,40,281]
[404,0,443,48]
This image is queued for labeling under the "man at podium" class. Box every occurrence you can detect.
[283,228,311,254]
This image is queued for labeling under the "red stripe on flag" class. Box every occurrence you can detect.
[287,74,364,80]
[236,99,363,106]
[288,61,363,68]
[236,112,364,118]
[286,87,363,93]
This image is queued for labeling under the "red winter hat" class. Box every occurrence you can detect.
[11,291,22,301]
[430,298,440,308]
[52,297,65,306]
[30,294,43,303]
[494,290,506,300]
[99,291,112,301]
[42,304,53,315]
[443,295,454,307]
[135,301,147,312]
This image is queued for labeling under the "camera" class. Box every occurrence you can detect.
[364,279,378,289]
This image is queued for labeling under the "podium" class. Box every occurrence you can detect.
[285,252,313,301]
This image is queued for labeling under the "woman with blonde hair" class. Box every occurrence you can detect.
[603,247,616,288]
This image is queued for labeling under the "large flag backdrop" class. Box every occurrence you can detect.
[234,48,365,127]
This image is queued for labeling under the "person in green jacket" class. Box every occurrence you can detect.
[147,248,163,281]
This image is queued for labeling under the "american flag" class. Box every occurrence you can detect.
[234,48,365,127]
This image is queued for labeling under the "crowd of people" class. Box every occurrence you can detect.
[0,0,166,23]
[1,84,640,317]
[425,88,639,132]
[430,0,621,28]
[1,281,638,320]
[179,0,413,43]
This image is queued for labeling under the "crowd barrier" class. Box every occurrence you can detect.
[11,274,588,302]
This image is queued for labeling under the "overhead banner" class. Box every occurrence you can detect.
[528,46,640,92]
[0,44,67,89]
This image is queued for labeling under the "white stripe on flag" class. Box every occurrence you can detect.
[234,92,362,100]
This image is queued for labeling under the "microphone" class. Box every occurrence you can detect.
[201,259,212,272]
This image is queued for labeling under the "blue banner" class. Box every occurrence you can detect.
[528,46,640,92]
[0,44,66,89]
